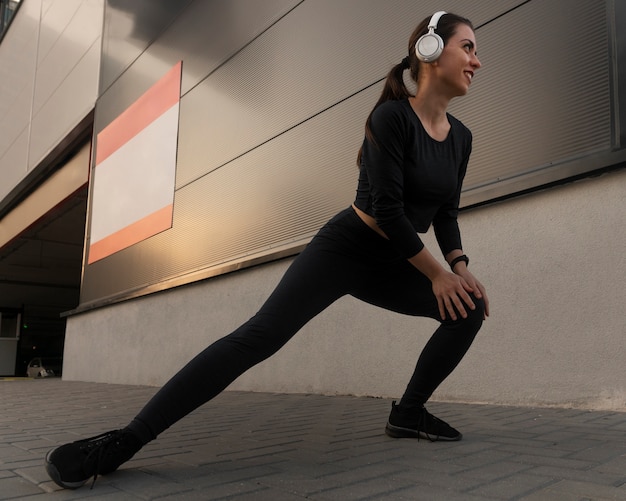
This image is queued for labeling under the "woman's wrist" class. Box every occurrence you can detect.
[449,254,469,272]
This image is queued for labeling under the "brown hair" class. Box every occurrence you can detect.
[356,13,474,165]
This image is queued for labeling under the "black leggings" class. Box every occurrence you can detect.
[127,207,485,443]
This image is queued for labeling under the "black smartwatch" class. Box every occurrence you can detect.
[449,254,469,271]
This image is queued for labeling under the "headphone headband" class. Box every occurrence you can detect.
[428,11,447,31]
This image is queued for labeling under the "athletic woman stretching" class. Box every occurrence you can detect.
[46,11,489,490]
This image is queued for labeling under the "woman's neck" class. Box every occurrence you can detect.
[409,92,451,141]
[410,89,450,123]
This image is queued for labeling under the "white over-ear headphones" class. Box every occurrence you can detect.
[415,11,447,62]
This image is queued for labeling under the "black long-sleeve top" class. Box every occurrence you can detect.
[353,98,472,259]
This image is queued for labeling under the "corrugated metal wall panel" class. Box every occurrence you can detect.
[0,0,40,202]
[95,0,301,139]
[450,0,611,191]
[99,0,194,94]
[0,0,102,206]
[174,0,522,190]
[79,0,618,308]
[80,84,376,302]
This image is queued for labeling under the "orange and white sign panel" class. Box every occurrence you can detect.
[88,61,182,264]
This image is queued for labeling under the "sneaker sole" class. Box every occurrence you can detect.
[385,422,462,441]
[44,450,88,490]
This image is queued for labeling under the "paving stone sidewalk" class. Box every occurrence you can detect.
[1,378,626,500]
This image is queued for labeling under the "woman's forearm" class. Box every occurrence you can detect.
[407,246,448,281]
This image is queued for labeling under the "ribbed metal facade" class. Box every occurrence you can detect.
[78,0,622,308]
[451,0,612,192]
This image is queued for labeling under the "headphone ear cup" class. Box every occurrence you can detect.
[415,32,444,62]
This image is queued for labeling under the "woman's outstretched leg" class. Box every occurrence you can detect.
[126,285,343,444]
[125,210,369,443]
[44,208,362,490]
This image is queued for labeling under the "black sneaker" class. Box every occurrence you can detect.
[45,429,143,489]
[385,401,462,441]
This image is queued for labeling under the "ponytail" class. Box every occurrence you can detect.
[356,56,415,166]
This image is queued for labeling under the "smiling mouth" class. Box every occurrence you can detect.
[464,71,474,81]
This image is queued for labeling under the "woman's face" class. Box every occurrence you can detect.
[434,23,481,97]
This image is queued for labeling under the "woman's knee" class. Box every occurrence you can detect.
[445,294,484,332]
[464,294,485,330]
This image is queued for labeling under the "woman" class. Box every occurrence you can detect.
[46,11,488,490]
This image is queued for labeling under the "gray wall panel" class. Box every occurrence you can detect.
[156,0,302,96]
[614,0,626,147]
[95,0,301,138]
[175,0,522,189]
[80,84,376,304]
[37,0,85,66]
[32,0,102,112]
[450,0,611,198]
[79,0,620,308]
[29,40,101,169]
[99,0,193,94]
[29,1,103,170]
[0,0,40,202]
[0,131,29,202]
[0,0,102,208]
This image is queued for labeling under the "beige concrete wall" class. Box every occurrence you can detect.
[63,168,626,410]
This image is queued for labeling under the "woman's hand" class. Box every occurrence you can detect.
[431,270,476,321]
[406,246,489,321]
[453,267,490,319]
